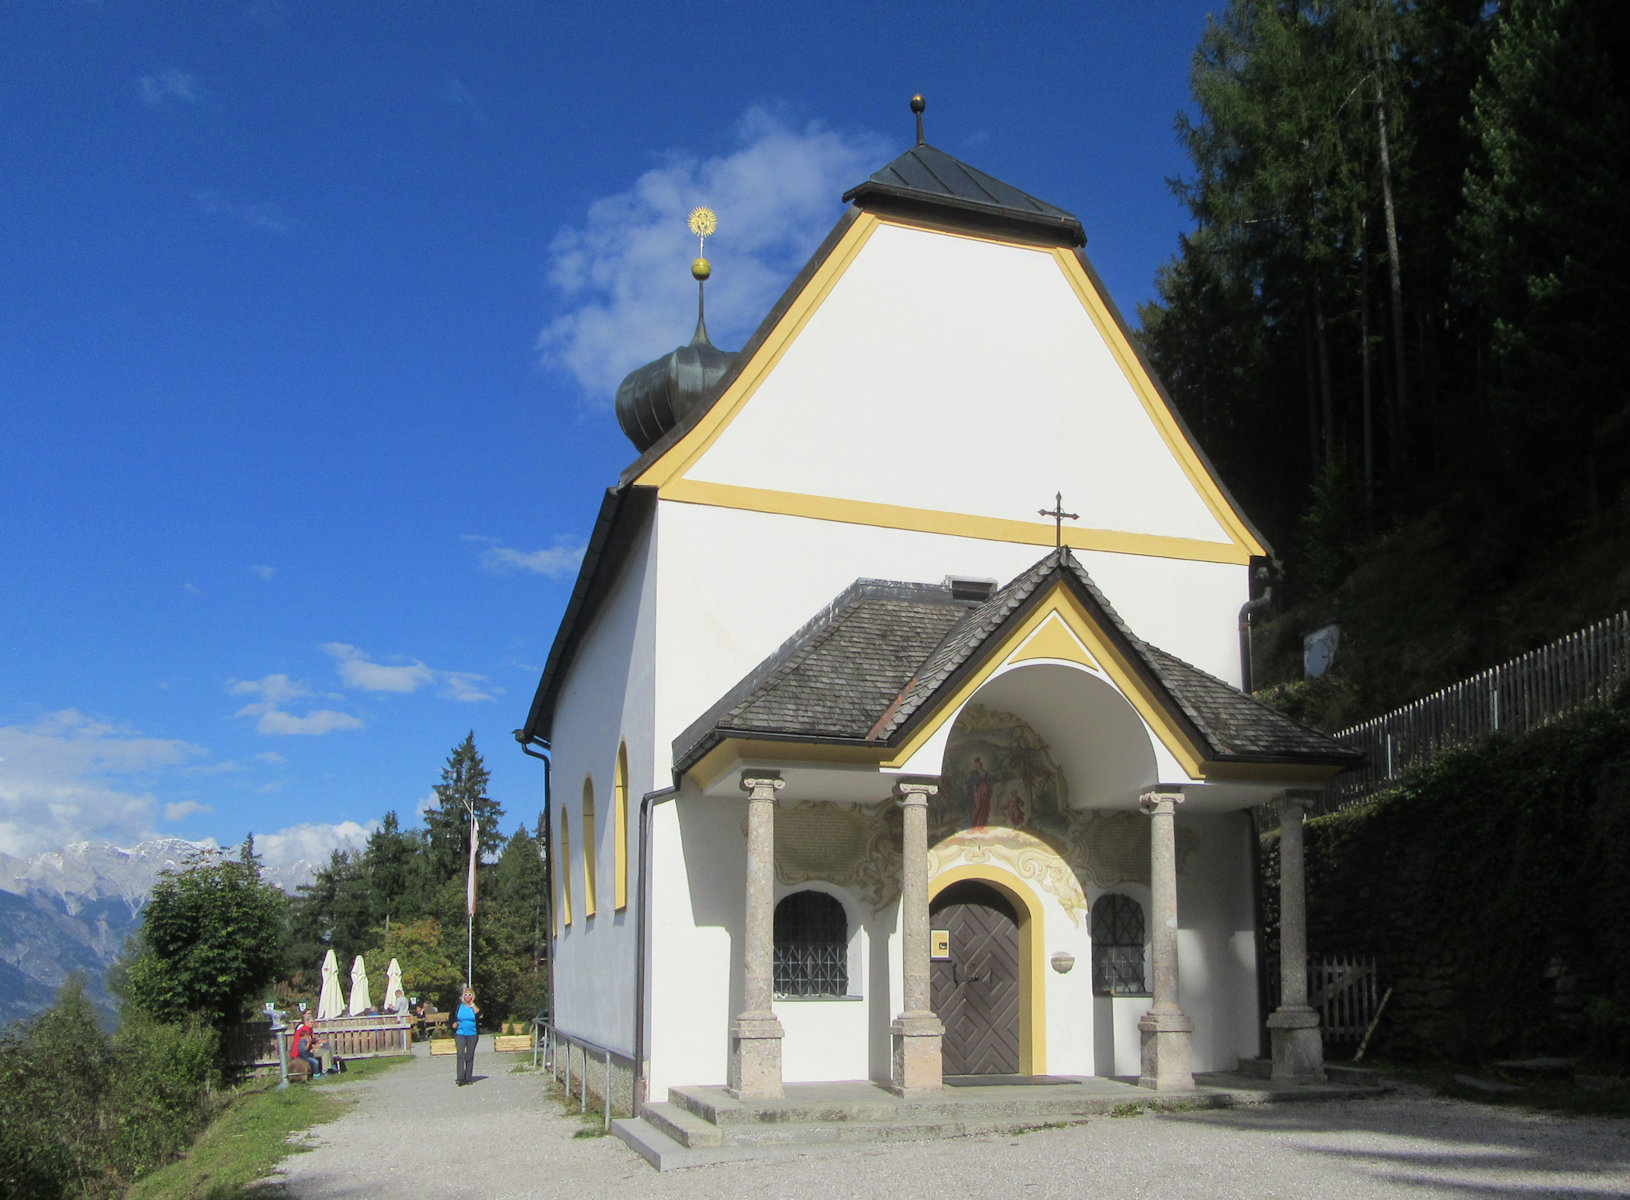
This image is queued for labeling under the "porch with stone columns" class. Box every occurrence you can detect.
[1137,789,1194,1091]
[1267,788,1326,1083]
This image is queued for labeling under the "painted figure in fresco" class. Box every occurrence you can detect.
[970,756,993,827]
[1003,787,1027,828]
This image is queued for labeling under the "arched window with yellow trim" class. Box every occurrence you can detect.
[558,810,573,928]
[613,743,629,911]
[582,776,597,918]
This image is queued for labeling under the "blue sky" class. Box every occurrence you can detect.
[1,0,1224,872]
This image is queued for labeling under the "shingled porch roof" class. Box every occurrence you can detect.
[672,549,1361,776]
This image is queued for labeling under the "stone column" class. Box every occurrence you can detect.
[1267,789,1326,1084]
[1137,789,1194,1090]
[728,771,785,1099]
[890,778,944,1094]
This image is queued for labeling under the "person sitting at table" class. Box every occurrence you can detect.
[414,998,438,1040]
[390,989,410,1017]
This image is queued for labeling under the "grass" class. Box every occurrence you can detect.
[545,1076,612,1138]
[124,1055,408,1200]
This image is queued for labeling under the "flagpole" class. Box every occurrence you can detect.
[465,808,478,987]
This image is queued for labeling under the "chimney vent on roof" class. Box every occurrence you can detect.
[947,576,997,603]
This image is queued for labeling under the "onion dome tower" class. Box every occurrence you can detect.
[613,206,737,452]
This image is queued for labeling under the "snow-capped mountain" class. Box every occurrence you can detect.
[0,838,323,1028]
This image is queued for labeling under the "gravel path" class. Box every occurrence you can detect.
[274,1050,1630,1200]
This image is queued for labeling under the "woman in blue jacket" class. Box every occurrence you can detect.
[454,987,480,1086]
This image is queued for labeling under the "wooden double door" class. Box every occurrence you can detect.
[929,881,1021,1076]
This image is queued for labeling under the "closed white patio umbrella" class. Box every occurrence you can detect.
[385,959,404,1012]
[316,949,345,1020]
[348,954,372,1016]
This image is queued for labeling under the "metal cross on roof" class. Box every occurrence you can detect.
[1038,491,1079,548]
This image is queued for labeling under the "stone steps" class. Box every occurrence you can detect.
[613,1072,1390,1171]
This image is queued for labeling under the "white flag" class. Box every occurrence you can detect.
[466,816,479,916]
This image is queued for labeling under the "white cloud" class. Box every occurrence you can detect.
[163,800,211,821]
[229,674,361,735]
[478,538,586,579]
[252,820,372,876]
[230,674,310,708]
[250,564,277,580]
[537,107,891,402]
[322,643,434,694]
[183,581,200,595]
[253,709,364,736]
[0,710,205,856]
[322,643,496,703]
[139,69,197,105]
[196,191,297,235]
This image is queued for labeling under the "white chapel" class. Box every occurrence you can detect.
[518,100,1359,1115]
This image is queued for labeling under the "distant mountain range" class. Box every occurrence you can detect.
[0,839,321,1029]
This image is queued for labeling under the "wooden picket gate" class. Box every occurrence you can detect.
[1266,952,1380,1043]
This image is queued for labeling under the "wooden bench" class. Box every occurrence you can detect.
[420,1012,450,1039]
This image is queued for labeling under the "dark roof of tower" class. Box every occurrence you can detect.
[613,311,736,452]
[842,143,1086,247]
[671,549,1362,773]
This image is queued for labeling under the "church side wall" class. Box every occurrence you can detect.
[647,789,740,1098]
[549,517,658,1061]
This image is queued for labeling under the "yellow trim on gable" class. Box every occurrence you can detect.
[879,579,1209,777]
[930,865,1047,1075]
[688,739,883,794]
[634,212,882,490]
[1007,611,1100,668]
[658,479,1252,566]
[1049,248,1265,558]
[632,215,1263,565]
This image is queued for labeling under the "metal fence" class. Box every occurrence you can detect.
[1326,609,1630,809]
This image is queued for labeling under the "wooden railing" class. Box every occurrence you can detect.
[1326,610,1629,810]
[224,1014,412,1068]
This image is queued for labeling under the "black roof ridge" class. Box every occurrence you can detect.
[842,143,1086,247]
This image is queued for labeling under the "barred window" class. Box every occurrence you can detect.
[774,891,849,997]
[1091,893,1147,996]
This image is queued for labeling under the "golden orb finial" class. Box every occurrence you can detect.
[911,94,926,145]
[692,257,711,282]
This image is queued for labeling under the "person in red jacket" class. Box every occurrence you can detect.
[291,1012,324,1079]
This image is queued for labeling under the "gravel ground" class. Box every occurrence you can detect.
[273,1049,1630,1200]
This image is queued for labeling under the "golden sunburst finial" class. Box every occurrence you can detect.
[688,205,717,244]
[688,206,716,282]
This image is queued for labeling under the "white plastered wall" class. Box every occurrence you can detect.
[1173,811,1262,1071]
[651,502,1248,763]
[684,221,1233,546]
[548,517,658,1060]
